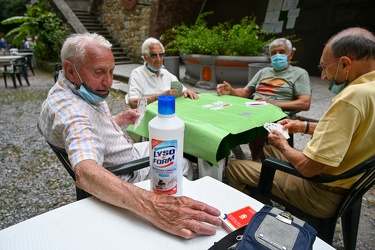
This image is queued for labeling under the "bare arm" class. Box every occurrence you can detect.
[216,81,254,98]
[255,94,311,111]
[277,118,316,135]
[74,160,222,239]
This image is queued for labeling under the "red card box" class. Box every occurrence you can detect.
[221,206,256,233]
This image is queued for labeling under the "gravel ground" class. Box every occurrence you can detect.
[0,69,374,249]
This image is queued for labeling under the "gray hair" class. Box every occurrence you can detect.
[141,37,165,55]
[60,33,112,64]
[328,27,375,60]
[269,38,293,52]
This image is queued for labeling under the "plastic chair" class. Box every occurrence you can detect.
[24,54,35,76]
[53,62,62,82]
[2,57,30,88]
[37,123,150,200]
[252,156,375,250]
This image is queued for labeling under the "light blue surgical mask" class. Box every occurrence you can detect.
[271,53,289,71]
[73,65,108,105]
[328,61,349,94]
[146,63,164,72]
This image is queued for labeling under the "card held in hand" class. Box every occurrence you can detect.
[263,122,290,139]
[170,81,183,96]
[134,97,147,130]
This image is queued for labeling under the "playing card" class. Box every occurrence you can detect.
[263,122,290,139]
[245,101,267,106]
[134,97,147,130]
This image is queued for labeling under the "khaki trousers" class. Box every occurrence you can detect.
[225,145,344,218]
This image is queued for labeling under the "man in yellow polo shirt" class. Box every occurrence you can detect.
[225,27,375,218]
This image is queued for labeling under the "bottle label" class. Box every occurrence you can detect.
[151,138,179,195]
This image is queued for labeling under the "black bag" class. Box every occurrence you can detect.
[209,205,317,250]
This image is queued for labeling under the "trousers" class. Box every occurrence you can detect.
[225,145,345,218]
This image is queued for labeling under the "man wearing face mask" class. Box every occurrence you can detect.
[38,33,222,238]
[224,27,375,219]
[217,38,311,160]
[127,37,199,109]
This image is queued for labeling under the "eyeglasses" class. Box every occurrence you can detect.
[318,58,340,72]
[149,52,166,59]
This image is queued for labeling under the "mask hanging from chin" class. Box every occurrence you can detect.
[328,61,349,95]
[329,80,349,94]
[73,65,108,105]
[271,53,289,71]
[147,63,165,72]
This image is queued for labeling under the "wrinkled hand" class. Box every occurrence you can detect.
[183,89,199,100]
[217,81,232,96]
[277,119,304,134]
[147,194,222,239]
[267,129,289,150]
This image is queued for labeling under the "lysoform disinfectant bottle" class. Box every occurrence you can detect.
[148,96,184,196]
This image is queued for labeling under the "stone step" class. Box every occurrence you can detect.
[85,29,110,34]
[71,9,132,65]
[113,50,126,54]
[114,56,131,60]
[84,23,104,28]
[80,21,102,26]
[115,61,134,65]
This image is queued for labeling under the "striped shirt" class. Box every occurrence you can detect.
[39,72,135,170]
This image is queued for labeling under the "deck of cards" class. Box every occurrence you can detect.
[171,81,183,96]
[263,122,290,139]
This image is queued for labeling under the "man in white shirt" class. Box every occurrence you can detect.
[128,37,198,109]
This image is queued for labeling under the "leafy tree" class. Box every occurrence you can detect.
[1,0,70,62]
[0,0,29,36]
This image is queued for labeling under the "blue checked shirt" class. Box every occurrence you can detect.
[39,72,135,170]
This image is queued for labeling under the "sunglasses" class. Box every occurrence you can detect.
[149,52,166,59]
[317,58,340,72]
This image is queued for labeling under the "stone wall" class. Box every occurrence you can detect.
[95,0,205,63]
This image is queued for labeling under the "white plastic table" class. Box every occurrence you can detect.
[0,177,334,250]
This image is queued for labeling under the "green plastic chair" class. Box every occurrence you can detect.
[252,156,375,250]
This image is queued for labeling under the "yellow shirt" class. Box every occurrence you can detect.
[304,70,375,188]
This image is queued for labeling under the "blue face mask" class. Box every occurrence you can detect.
[74,66,108,105]
[147,63,164,72]
[271,53,289,71]
[328,61,349,94]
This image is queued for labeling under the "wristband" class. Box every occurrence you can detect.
[304,120,310,133]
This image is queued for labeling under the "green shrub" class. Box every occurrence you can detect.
[162,12,275,56]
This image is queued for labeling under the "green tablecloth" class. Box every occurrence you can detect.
[127,93,286,165]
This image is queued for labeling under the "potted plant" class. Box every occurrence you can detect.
[161,12,275,89]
